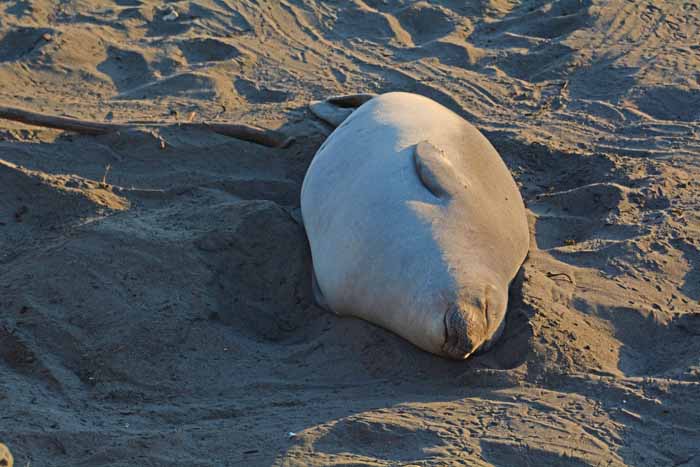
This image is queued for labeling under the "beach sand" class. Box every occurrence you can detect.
[0,1,699,465]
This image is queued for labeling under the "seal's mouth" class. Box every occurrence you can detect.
[442,304,486,360]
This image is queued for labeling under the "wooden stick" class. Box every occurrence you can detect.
[185,122,294,148]
[0,106,128,135]
[0,106,293,148]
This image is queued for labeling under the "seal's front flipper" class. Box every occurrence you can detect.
[326,93,376,108]
[413,141,463,199]
[309,101,354,127]
[309,93,376,127]
[311,267,331,312]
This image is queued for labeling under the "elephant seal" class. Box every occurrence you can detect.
[301,92,529,359]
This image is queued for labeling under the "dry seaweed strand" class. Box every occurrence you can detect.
[546,271,575,283]
[0,106,294,148]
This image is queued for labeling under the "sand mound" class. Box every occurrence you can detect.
[1,0,699,466]
[395,2,457,45]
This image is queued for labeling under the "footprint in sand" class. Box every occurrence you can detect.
[234,78,292,104]
[394,2,457,45]
[97,45,154,93]
[0,26,53,62]
[530,183,648,251]
[632,86,700,122]
[177,37,241,64]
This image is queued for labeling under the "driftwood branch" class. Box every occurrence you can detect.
[0,106,128,135]
[0,106,293,148]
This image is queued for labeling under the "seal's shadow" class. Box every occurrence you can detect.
[469,264,533,370]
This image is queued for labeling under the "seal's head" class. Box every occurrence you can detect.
[441,284,508,359]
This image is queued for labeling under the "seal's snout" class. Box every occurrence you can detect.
[442,303,487,359]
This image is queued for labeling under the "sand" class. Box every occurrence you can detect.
[0,1,698,466]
